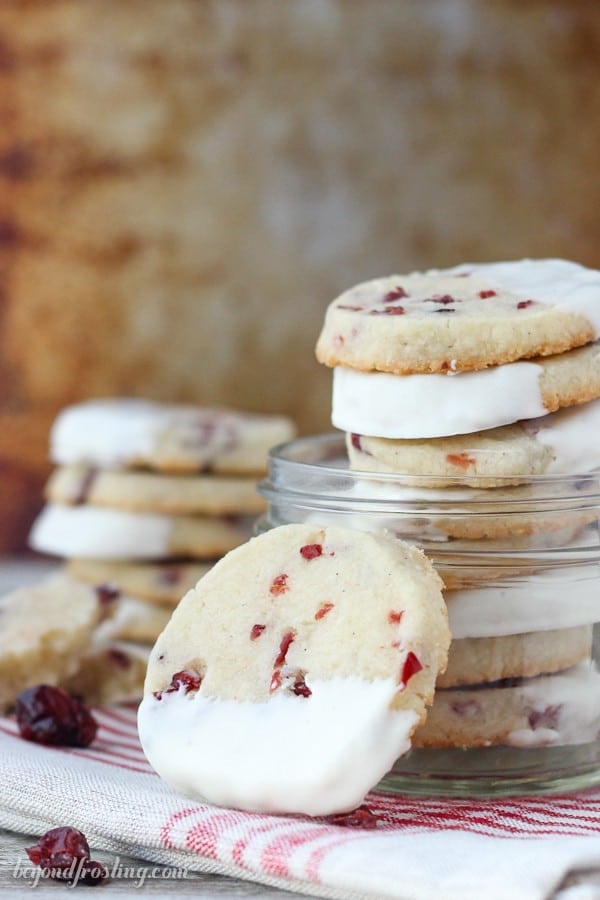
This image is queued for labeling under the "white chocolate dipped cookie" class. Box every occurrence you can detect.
[317,259,600,375]
[0,573,103,711]
[46,466,266,516]
[413,661,600,749]
[51,399,296,474]
[138,523,450,815]
[29,504,254,561]
[66,559,212,606]
[439,625,593,689]
[346,396,600,486]
[333,340,600,439]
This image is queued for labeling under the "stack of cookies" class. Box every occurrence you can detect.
[20,398,295,707]
[315,258,600,749]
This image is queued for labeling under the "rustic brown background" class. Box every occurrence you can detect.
[1,0,599,550]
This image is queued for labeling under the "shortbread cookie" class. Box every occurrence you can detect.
[446,568,600,638]
[50,399,295,474]
[29,504,254,560]
[66,559,212,606]
[61,641,150,706]
[316,259,600,375]
[138,523,450,815]
[42,570,172,642]
[414,661,600,749]
[333,341,600,439]
[0,573,102,711]
[439,625,593,689]
[346,396,600,486]
[46,466,266,515]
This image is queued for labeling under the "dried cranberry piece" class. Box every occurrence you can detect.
[446,452,476,469]
[388,610,403,624]
[26,826,107,885]
[168,670,202,693]
[156,567,182,586]
[369,306,405,315]
[269,573,289,596]
[15,685,98,747]
[74,468,99,505]
[274,631,295,668]
[383,286,408,302]
[26,826,90,867]
[291,674,312,698]
[350,432,362,451]
[108,648,131,669]
[517,299,535,309]
[478,289,496,298]
[154,670,203,700]
[315,602,334,620]
[73,859,108,886]
[399,651,423,687]
[327,805,380,829]
[250,623,266,640]
[300,543,323,560]
[270,631,296,693]
[450,699,482,718]
[528,705,561,730]
[94,582,120,607]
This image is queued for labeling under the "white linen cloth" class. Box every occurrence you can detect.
[0,707,599,900]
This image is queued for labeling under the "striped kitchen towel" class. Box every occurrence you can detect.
[0,706,599,900]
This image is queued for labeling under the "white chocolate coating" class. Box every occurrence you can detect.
[138,676,419,815]
[446,569,600,639]
[332,362,547,438]
[51,400,163,467]
[526,399,600,474]
[29,505,172,559]
[433,259,600,333]
[28,503,250,560]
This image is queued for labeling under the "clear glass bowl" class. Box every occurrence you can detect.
[258,433,600,797]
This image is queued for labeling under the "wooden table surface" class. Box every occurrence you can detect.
[0,558,318,898]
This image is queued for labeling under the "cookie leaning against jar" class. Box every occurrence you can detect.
[138,523,450,816]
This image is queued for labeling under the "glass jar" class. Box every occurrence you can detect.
[257,433,600,797]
